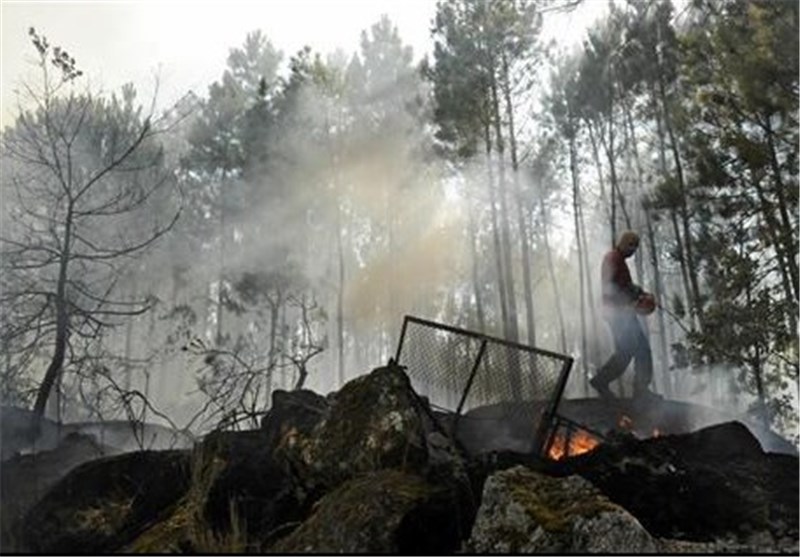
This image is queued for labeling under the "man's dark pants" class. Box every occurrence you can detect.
[594,309,653,394]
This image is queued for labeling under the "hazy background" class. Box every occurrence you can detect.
[1,0,796,443]
[1,1,608,128]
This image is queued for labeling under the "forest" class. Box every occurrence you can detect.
[1,0,797,444]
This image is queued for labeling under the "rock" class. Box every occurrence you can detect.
[199,430,310,546]
[280,362,429,490]
[21,450,191,553]
[123,431,313,553]
[465,465,657,553]
[557,421,798,543]
[556,397,798,456]
[260,389,329,453]
[270,469,463,554]
[1,432,120,552]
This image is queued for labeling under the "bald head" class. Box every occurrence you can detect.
[616,230,640,258]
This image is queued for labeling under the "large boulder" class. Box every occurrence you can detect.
[20,449,191,553]
[124,430,313,553]
[279,362,429,490]
[260,389,329,454]
[270,469,463,553]
[200,430,310,546]
[1,432,120,552]
[558,421,799,545]
[465,465,656,553]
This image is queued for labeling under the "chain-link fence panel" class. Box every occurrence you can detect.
[394,317,484,413]
[395,315,573,457]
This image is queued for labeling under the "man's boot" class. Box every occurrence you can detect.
[633,383,662,406]
[590,375,617,400]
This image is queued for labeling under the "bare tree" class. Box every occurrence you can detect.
[179,274,327,433]
[0,29,181,426]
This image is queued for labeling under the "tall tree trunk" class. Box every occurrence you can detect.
[625,102,671,397]
[576,171,601,371]
[652,84,695,335]
[657,73,702,329]
[489,65,519,343]
[216,175,227,346]
[501,52,534,347]
[267,294,280,406]
[515,190,536,346]
[598,101,633,237]
[293,295,310,391]
[123,281,138,391]
[386,182,395,361]
[750,175,798,335]
[539,201,567,354]
[279,298,289,390]
[487,66,521,398]
[34,204,74,422]
[467,194,486,333]
[745,284,770,430]
[587,122,613,247]
[143,299,157,424]
[568,128,589,392]
[336,204,346,388]
[763,116,799,301]
[485,122,509,337]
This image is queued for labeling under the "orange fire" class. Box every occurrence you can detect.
[618,414,664,439]
[548,430,601,461]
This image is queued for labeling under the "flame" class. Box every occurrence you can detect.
[618,414,663,438]
[548,430,601,461]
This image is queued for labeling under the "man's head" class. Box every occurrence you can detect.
[616,230,640,258]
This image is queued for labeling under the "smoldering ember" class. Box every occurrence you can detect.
[1,0,798,554]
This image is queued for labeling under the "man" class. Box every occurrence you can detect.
[590,230,658,402]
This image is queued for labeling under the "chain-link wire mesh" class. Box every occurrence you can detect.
[395,316,573,456]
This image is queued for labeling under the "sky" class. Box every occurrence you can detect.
[0,0,607,128]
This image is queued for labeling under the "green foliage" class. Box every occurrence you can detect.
[678,0,798,408]
[428,0,541,159]
[541,0,797,432]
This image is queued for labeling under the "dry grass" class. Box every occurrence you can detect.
[75,496,135,536]
[189,499,249,553]
[125,437,252,553]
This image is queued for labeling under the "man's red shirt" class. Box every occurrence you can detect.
[601,248,641,307]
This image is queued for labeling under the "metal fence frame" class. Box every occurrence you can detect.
[542,414,607,460]
[395,315,574,457]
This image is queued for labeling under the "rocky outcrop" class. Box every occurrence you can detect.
[0,432,121,552]
[21,449,191,554]
[466,465,657,553]
[260,389,329,453]
[279,362,430,490]
[557,421,799,548]
[556,397,798,456]
[200,429,311,546]
[122,432,311,553]
[13,363,799,554]
[271,469,463,553]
